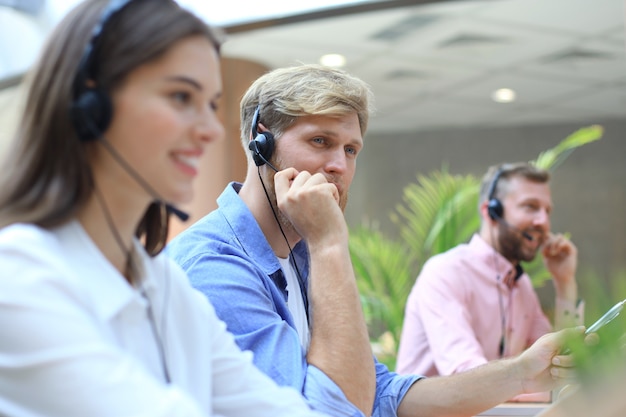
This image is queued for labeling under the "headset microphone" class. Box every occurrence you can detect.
[164,204,190,222]
[99,138,190,222]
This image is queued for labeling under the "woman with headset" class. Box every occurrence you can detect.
[0,1,328,416]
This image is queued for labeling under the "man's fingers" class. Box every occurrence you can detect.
[550,365,578,382]
[274,167,300,193]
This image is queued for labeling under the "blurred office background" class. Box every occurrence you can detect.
[1,0,624,284]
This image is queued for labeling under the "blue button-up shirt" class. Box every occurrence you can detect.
[167,182,421,417]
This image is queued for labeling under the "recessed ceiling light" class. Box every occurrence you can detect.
[320,53,346,68]
[491,88,517,103]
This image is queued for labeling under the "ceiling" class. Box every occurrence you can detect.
[219,0,626,134]
[1,0,625,139]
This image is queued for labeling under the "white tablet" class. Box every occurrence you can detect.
[476,403,548,416]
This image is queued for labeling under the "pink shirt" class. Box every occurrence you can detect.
[396,234,551,376]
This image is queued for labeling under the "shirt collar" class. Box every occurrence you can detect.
[217,182,311,290]
[469,234,524,287]
[218,182,284,278]
[57,220,154,320]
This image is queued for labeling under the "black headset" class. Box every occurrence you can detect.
[71,0,135,142]
[248,105,308,321]
[248,105,277,171]
[486,167,505,221]
[70,0,189,224]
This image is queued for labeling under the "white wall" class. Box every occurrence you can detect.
[0,85,24,161]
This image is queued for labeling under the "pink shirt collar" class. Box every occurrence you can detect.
[469,234,524,288]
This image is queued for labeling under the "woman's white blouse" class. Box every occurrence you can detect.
[0,221,327,417]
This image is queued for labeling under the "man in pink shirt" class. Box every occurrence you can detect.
[396,162,584,402]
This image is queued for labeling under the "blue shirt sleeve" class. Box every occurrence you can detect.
[372,360,423,417]
[176,251,366,417]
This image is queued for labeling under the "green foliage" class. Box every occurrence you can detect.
[534,124,604,171]
[564,268,626,384]
[391,169,480,263]
[349,225,417,369]
[349,125,604,369]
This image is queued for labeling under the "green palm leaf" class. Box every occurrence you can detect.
[534,125,603,170]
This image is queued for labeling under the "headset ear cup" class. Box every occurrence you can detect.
[249,131,275,167]
[71,87,113,142]
[487,198,504,220]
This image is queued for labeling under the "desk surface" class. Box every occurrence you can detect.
[475,403,548,417]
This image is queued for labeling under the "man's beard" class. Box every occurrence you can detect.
[262,158,348,237]
[497,221,538,263]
